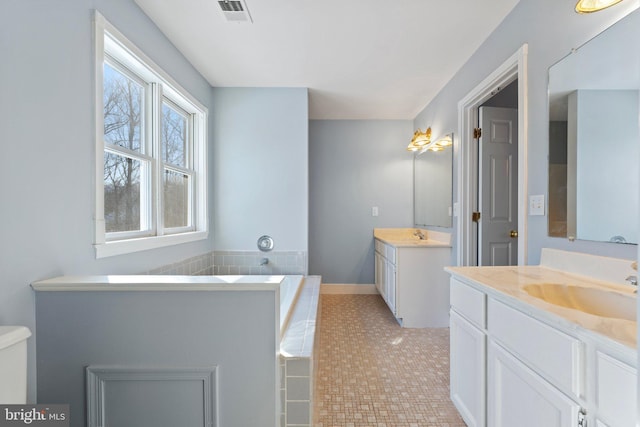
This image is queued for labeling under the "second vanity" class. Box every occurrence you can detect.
[374,228,452,328]
[447,248,638,427]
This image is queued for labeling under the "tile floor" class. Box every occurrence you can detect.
[313,294,466,427]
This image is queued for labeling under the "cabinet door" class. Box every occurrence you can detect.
[595,351,637,427]
[385,261,396,315]
[374,252,384,297]
[488,340,581,427]
[450,311,486,427]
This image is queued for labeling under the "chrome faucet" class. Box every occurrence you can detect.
[260,257,269,266]
[625,275,637,293]
[413,230,426,240]
[626,261,638,292]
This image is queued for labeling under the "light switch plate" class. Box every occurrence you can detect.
[529,195,545,216]
[372,206,379,217]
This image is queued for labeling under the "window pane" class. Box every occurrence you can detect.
[104,63,143,152]
[104,152,141,232]
[163,169,190,229]
[162,102,187,167]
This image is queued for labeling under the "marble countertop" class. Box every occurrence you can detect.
[446,265,637,349]
[374,228,452,248]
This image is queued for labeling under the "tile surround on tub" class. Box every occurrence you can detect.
[214,251,307,275]
[279,276,321,427]
[147,252,215,275]
[145,250,308,276]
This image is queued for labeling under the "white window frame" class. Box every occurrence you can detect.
[94,11,208,258]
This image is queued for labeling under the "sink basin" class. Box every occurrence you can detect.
[523,283,637,322]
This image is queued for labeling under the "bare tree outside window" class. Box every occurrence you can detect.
[162,102,187,167]
[103,63,144,232]
[162,102,190,229]
[104,153,141,232]
[163,170,189,228]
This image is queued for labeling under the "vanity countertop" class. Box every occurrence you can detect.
[446,264,637,349]
[374,228,452,248]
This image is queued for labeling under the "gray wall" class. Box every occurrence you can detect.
[309,120,413,283]
[413,0,640,264]
[211,88,309,253]
[1,0,214,401]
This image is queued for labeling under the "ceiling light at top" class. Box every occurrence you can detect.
[575,0,625,13]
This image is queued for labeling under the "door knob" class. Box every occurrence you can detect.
[510,230,518,238]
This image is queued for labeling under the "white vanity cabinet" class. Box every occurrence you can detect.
[448,273,637,427]
[374,238,450,327]
[374,239,396,314]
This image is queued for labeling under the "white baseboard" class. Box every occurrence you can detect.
[320,283,379,295]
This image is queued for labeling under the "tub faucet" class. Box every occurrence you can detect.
[413,230,426,240]
[260,257,269,266]
[625,275,637,293]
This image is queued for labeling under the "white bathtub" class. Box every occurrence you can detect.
[278,275,304,336]
[210,274,305,337]
[217,274,304,336]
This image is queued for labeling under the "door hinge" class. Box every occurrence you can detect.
[472,211,481,223]
[577,408,587,427]
[473,127,482,139]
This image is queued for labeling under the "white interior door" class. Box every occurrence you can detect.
[478,106,518,266]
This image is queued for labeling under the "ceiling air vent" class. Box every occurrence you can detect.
[218,0,253,23]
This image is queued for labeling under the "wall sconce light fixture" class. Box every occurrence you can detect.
[575,0,625,13]
[433,135,453,150]
[408,131,453,153]
[406,127,432,151]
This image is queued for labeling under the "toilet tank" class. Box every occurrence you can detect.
[0,326,31,404]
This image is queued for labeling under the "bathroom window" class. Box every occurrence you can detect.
[94,12,208,258]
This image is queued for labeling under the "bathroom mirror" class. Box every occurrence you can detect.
[547,9,639,244]
[414,134,453,228]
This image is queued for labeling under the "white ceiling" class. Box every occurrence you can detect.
[134,0,520,120]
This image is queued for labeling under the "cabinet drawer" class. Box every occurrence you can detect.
[488,298,583,398]
[374,240,396,264]
[450,279,486,329]
[596,351,636,427]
